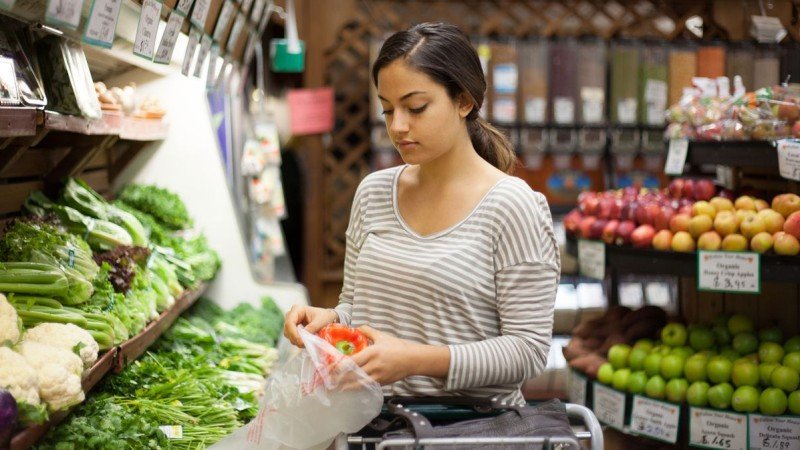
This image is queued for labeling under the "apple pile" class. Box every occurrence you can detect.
[596,314,800,416]
[566,184,800,256]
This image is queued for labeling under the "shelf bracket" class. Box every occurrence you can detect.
[0,128,50,176]
[109,141,151,181]
[44,134,118,190]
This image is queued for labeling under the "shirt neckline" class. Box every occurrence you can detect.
[392,165,511,240]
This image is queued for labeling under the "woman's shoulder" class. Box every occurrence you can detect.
[487,176,549,216]
[352,165,403,206]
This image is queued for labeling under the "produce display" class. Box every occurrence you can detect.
[593,314,800,417]
[94,82,167,119]
[565,180,800,255]
[665,83,800,141]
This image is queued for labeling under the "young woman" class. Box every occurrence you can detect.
[284,22,559,406]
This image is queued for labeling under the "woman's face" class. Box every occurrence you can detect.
[377,59,470,165]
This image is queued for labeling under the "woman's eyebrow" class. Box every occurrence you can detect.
[378,91,427,102]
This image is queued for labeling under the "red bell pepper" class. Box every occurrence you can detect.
[317,323,368,356]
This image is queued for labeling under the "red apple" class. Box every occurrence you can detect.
[589,218,608,240]
[784,211,800,239]
[670,213,692,233]
[683,179,695,200]
[598,197,616,219]
[602,220,620,244]
[654,205,675,231]
[792,121,800,138]
[774,231,800,256]
[578,216,597,238]
[632,225,656,248]
[564,209,583,235]
[669,179,685,199]
[693,179,716,201]
[615,220,636,245]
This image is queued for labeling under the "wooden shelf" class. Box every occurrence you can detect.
[0,107,38,138]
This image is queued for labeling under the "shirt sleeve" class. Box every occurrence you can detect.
[334,183,368,326]
[445,188,560,390]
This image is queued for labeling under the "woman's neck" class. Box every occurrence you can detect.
[416,132,486,188]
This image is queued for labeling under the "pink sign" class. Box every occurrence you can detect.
[287,87,334,135]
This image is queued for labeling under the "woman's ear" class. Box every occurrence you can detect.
[457,93,474,119]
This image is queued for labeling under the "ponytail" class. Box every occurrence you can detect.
[467,115,517,174]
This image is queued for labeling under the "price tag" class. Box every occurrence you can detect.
[617,98,638,124]
[493,64,518,94]
[581,87,604,124]
[193,34,212,78]
[82,0,122,47]
[0,0,15,10]
[133,0,162,59]
[568,369,587,406]
[553,97,575,124]
[630,395,680,444]
[689,407,747,450]
[206,44,219,86]
[777,139,800,182]
[250,0,265,22]
[645,79,667,124]
[153,11,184,64]
[226,13,246,52]
[240,0,253,15]
[749,414,800,450]
[212,0,235,41]
[698,251,760,294]
[190,0,210,27]
[578,239,605,280]
[45,0,85,29]
[664,138,689,175]
[175,0,193,15]
[716,166,735,190]
[524,97,546,123]
[159,425,183,439]
[592,382,626,430]
[181,30,200,76]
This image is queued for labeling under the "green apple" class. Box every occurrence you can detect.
[651,344,671,355]
[732,361,759,387]
[788,391,800,415]
[685,355,708,383]
[690,328,716,351]
[666,378,689,404]
[719,347,740,362]
[760,363,780,387]
[597,363,614,385]
[612,368,632,391]
[628,371,648,394]
[661,323,688,347]
[759,327,783,344]
[732,385,760,413]
[785,336,800,354]
[633,339,654,352]
[759,388,788,415]
[728,314,754,335]
[608,344,632,369]
[672,346,696,360]
[782,351,800,373]
[713,325,732,346]
[759,342,785,364]
[713,315,729,328]
[661,354,685,380]
[708,357,734,384]
[770,366,800,392]
[696,350,717,359]
[687,381,711,407]
[707,383,734,410]
[644,353,663,377]
[628,348,649,371]
[732,333,759,355]
[645,375,667,399]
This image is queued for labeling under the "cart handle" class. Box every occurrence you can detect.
[565,403,603,450]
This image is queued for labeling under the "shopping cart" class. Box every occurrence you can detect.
[336,396,603,450]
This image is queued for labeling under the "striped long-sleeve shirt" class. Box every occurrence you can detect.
[334,165,560,405]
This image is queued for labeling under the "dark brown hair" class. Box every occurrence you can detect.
[371,22,516,173]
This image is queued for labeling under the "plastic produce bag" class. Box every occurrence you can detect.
[210,327,383,450]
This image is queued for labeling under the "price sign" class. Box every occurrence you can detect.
[568,369,587,406]
[581,87,605,124]
[45,0,85,29]
[240,0,253,15]
[664,138,689,175]
[226,13,246,52]
[524,97,546,123]
[617,98,638,124]
[193,34,212,78]
[206,44,219,86]
[698,251,760,294]
[689,407,747,450]
[190,0,210,28]
[250,0,265,22]
[83,0,122,48]
[716,166,735,190]
[181,30,200,76]
[578,239,605,280]
[630,395,680,444]
[777,139,800,182]
[749,414,800,450]
[212,0,235,41]
[175,0,193,15]
[592,382,626,430]
[153,11,184,64]
[553,97,575,124]
[133,0,162,59]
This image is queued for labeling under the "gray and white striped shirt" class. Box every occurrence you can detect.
[334,165,560,404]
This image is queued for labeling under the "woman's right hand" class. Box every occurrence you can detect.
[283,305,339,348]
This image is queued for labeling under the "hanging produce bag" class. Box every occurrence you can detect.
[210,326,383,449]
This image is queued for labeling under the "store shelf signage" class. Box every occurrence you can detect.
[592,382,625,430]
[630,395,680,444]
[287,88,334,135]
[181,30,200,76]
[190,0,211,28]
[664,138,688,175]
[577,239,605,280]
[194,34,212,78]
[226,13,246,53]
[689,407,747,450]
[154,11,184,64]
[175,0,193,15]
[83,0,122,48]
[553,96,574,124]
[212,0,235,41]
[568,369,587,406]
[749,415,800,450]
[697,251,760,294]
[777,139,800,182]
[133,0,162,60]
[45,0,85,29]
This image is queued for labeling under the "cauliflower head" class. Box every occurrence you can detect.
[0,293,21,345]
[36,364,84,412]
[23,323,99,368]
[0,347,40,406]
[18,341,84,377]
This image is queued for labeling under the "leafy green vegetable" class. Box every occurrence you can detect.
[118,184,192,230]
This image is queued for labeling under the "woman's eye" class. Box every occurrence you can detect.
[409,105,427,114]
[381,110,394,116]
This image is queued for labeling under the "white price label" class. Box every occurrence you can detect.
[493,64,518,94]
[240,0,253,15]
[0,0,15,10]
[175,0,193,14]
[689,407,747,450]
[46,0,85,29]
[578,239,605,280]
[698,251,760,294]
[181,31,200,76]
[592,382,626,430]
[153,11,184,64]
[553,97,575,124]
[250,0,265,21]
[617,98,638,124]
[212,0,235,41]
[190,0,210,27]
[159,425,183,439]
[777,139,800,182]
[226,13,246,52]
[581,87,605,124]
[83,0,122,48]
[193,34,212,77]
[206,45,219,85]
[716,166,735,190]
[568,369,587,406]
[524,97,546,123]
[664,138,689,175]
[630,395,680,444]
[749,414,800,450]
[133,0,162,59]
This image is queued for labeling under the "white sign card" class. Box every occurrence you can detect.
[749,414,800,450]
[777,139,800,182]
[664,138,689,175]
[698,251,760,294]
[46,0,85,29]
[578,239,605,280]
[154,11,185,64]
[133,0,162,59]
[83,0,123,48]
[592,382,626,430]
[630,395,680,444]
[689,407,747,450]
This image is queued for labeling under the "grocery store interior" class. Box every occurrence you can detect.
[1,0,800,449]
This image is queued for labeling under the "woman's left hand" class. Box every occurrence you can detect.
[350,326,417,385]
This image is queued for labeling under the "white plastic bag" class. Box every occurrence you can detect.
[211,327,383,449]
